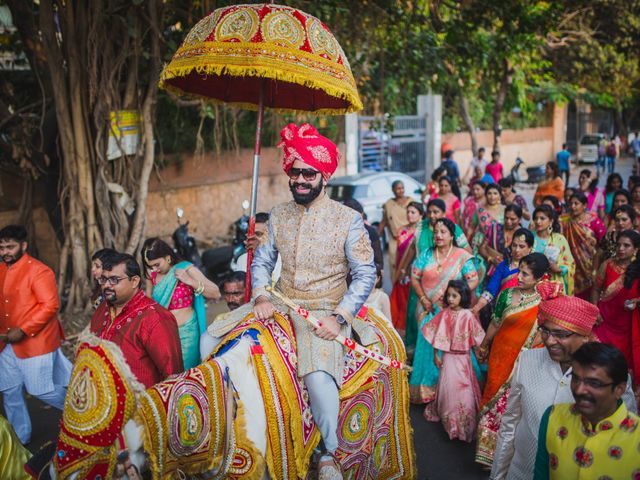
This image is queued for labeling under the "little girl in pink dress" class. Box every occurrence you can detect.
[422,280,485,441]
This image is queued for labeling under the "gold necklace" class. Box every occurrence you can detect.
[518,289,538,304]
[435,244,454,273]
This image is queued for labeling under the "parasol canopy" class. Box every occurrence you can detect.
[160,3,362,115]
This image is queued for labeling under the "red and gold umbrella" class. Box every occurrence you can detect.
[160,3,362,298]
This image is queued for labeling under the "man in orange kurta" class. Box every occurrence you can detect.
[0,225,72,444]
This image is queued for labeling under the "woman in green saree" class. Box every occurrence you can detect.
[396,198,471,355]
[143,238,221,369]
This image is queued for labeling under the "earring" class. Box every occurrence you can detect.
[167,257,172,265]
[633,252,637,262]
[548,225,553,234]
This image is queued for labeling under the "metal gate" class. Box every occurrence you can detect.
[357,115,427,180]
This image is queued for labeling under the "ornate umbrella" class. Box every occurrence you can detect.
[160,3,362,299]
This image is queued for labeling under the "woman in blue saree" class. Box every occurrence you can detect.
[409,218,480,403]
[143,238,221,369]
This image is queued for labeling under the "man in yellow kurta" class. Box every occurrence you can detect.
[252,123,376,480]
[534,342,640,479]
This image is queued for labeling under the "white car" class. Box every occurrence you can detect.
[577,133,605,164]
[326,172,424,228]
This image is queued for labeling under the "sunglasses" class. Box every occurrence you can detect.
[288,168,320,181]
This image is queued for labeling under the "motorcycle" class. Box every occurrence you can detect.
[172,201,250,284]
[508,156,546,184]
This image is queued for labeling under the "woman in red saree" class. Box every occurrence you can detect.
[390,201,424,337]
[435,176,462,225]
[463,181,485,232]
[592,229,640,390]
[560,191,606,300]
[474,254,552,467]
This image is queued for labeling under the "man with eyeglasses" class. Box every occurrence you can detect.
[534,342,640,479]
[250,123,376,479]
[89,252,183,388]
[0,224,72,445]
[490,285,636,480]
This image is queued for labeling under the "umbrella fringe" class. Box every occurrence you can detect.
[159,62,363,115]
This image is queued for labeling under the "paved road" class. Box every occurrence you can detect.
[3,155,635,479]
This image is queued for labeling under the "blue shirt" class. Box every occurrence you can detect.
[480,173,495,184]
[555,149,571,171]
[441,159,460,182]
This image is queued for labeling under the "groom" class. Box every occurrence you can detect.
[252,123,376,479]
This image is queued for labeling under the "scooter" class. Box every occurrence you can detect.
[172,201,250,284]
[508,156,546,184]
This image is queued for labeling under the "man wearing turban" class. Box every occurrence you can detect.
[251,123,376,479]
[490,283,637,480]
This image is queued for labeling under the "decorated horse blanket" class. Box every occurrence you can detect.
[52,307,415,480]
[214,306,416,480]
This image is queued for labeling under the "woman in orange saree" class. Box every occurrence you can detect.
[560,191,606,299]
[533,162,564,207]
[474,254,552,467]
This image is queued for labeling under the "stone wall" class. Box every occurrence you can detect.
[442,126,554,177]
[0,208,60,270]
[145,144,347,243]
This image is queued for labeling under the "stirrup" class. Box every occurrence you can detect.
[318,452,342,480]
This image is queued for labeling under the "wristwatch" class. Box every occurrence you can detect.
[334,314,346,325]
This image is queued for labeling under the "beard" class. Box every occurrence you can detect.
[2,247,25,265]
[289,179,324,205]
[102,289,118,304]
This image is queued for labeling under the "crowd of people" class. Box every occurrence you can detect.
[385,145,640,477]
[1,129,640,479]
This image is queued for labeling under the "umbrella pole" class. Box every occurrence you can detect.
[244,80,266,303]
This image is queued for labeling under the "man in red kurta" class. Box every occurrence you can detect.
[0,225,72,444]
[90,252,183,388]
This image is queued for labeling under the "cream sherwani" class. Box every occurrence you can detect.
[490,347,637,480]
[252,194,376,383]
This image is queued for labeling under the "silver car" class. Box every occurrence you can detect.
[577,133,605,164]
[326,172,424,229]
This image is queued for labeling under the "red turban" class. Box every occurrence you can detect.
[536,281,599,336]
[278,123,340,181]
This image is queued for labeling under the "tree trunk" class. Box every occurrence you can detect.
[458,93,478,157]
[39,0,91,312]
[125,0,162,254]
[492,59,513,153]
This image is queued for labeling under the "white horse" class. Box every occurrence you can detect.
[49,308,415,479]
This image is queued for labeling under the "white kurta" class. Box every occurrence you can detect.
[490,347,637,480]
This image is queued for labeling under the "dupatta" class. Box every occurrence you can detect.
[480,288,541,406]
[414,247,475,306]
[560,212,602,295]
[477,207,505,254]
[151,260,207,335]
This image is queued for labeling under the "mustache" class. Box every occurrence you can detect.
[292,182,312,189]
[574,394,595,403]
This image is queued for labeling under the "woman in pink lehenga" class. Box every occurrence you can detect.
[422,280,485,441]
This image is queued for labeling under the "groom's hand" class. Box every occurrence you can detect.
[314,315,341,340]
[253,296,275,320]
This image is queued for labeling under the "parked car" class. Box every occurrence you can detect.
[576,133,605,164]
[326,172,423,229]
